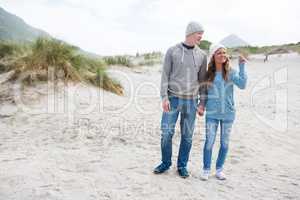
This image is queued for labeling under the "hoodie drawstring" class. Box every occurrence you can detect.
[181,44,197,67]
[181,45,185,63]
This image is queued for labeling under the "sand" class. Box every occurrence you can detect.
[0,53,299,200]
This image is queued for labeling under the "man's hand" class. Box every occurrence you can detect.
[162,99,170,112]
[197,105,205,116]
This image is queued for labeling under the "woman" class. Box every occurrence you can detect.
[200,44,247,180]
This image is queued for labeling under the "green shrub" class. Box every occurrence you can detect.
[198,40,211,50]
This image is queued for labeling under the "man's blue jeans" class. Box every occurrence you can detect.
[203,118,233,171]
[160,96,198,169]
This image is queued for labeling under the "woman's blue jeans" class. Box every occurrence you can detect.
[203,118,233,171]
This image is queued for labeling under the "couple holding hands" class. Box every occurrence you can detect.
[154,21,247,180]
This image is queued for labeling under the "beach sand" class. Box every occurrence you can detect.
[0,53,299,200]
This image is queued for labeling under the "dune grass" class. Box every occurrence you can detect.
[0,41,29,58]
[0,38,123,95]
[133,51,163,66]
[228,43,300,56]
[103,55,133,68]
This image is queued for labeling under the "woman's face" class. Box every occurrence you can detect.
[213,48,228,65]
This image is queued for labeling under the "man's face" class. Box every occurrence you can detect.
[193,32,203,45]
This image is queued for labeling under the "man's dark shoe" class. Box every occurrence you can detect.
[153,163,170,174]
[177,168,189,178]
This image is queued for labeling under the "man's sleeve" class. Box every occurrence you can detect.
[160,48,173,101]
[198,54,207,107]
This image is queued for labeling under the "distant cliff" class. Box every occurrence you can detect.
[0,6,50,42]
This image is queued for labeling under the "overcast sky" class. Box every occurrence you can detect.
[1,0,300,55]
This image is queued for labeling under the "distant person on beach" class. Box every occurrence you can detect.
[153,21,207,178]
[264,54,269,62]
[200,44,247,181]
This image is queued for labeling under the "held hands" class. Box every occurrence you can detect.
[162,99,205,116]
[162,99,170,112]
[197,105,205,116]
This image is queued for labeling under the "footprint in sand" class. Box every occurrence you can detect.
[230,159,240,165]
[97,191,112,200]
[229,156,240,165]
[278,174,289,178]
[235,150,244,155]
[225,185,234,190]
[39,184,54,188]
[291,182,298,186]
[247,168,258,174]
[261,163,272,172]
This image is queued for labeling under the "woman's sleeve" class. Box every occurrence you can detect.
[231,63,247,89]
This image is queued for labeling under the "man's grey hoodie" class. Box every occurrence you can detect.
[160,43,207,106]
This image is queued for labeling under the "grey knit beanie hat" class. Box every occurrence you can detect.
[185,21,204,36]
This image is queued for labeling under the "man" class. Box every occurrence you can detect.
[154,21,207,178]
